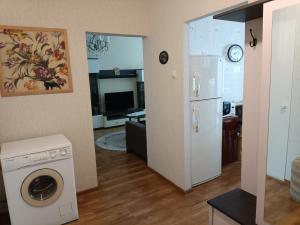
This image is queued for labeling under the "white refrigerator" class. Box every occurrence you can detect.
[189,55,223,186]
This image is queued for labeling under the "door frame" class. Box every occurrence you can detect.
[85,32,148,183]
[256,0,300,224]
[183,0,248,191]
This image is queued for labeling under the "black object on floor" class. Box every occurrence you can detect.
[0,213,10,225]
[125,121,147,163]
[0,202,10,225]
[207,188,257,225]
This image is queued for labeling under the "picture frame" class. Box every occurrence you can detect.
[0,25,73,97]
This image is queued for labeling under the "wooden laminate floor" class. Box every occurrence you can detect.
[0,127,241,225]
[70,127,241,225]
[265,177,300,225]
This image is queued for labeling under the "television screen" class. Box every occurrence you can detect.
[105,91,134,112]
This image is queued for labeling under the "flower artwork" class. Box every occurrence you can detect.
[0,26,73,97]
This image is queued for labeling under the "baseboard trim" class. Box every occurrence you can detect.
[76,169,193,196]
[147,166,192,194]
[76,186,99,196]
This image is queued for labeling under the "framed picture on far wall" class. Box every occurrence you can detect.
[0,25,73,97]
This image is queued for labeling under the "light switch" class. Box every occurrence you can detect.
[171,70,177,79]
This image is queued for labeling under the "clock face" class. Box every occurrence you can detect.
[227,45,244,62]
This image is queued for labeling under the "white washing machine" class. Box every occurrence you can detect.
[0,134,79,225]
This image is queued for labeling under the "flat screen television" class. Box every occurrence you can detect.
[105,91,134,112]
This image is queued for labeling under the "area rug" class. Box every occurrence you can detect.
[95,131,126,151]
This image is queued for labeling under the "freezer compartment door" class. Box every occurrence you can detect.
[189,55,223,101]
[191,98,223,186]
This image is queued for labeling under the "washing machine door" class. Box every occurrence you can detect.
[21,168,64,207]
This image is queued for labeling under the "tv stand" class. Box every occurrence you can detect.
[103,109,144,128]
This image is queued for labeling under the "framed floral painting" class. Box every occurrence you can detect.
[0,25,73,97]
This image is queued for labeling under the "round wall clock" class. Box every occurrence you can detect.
[227,44,244,62]
[159,51,169,64]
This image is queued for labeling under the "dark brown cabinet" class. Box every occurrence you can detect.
[222,116,239,166]
[137,82,145,109]
[89,74,101,116]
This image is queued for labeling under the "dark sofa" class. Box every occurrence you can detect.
[125,121,147,163]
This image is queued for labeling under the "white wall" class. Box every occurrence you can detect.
[88,36,144,73]
[98,78,138,112]
[0,0,149,193]
[242,18,263,195]
[0,0,263,196]
[189,16,245,102]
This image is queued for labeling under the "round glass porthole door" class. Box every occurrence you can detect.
[21,169,64,207]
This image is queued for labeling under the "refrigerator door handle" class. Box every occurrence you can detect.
[195,119,199,133]
[192,107,199,133]
[196,77,201,97]
[192,75,196,93]
[192,73,200,97]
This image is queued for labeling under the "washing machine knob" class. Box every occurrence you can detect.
[50,152,56,158]
[60,149,67,156]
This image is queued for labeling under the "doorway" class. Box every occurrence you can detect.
[185,3,264,189]
[85,33,147,178]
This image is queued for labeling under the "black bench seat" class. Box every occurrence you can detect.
[207,188,257,225]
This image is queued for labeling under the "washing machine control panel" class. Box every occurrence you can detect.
[1,146,72,172]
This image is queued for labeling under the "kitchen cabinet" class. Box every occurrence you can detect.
[222,116,239,166]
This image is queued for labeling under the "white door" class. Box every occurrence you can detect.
[266,5,297,181]
[285,6,300,180]
[189,55,223,101]
[191,98,222,186]
[264,0,300,182]
[257,1,300,224]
